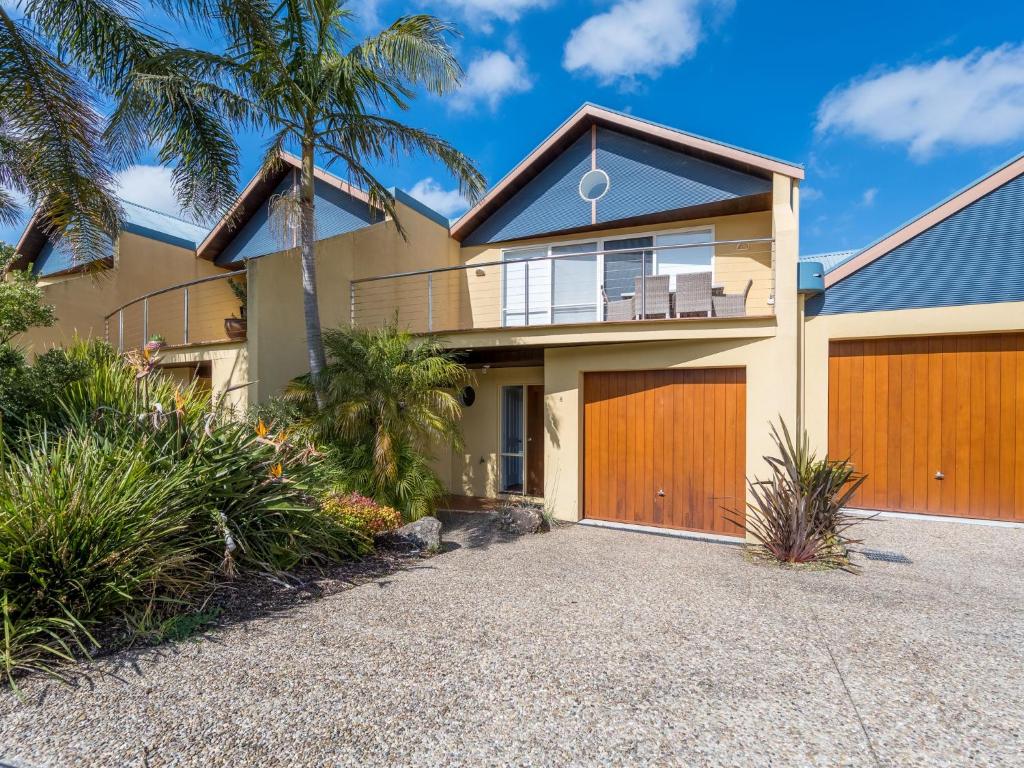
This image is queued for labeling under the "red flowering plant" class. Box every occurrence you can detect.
[320,492,403,539]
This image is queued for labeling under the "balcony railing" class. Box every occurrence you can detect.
[105,269,246,352]
[351,237,775,335]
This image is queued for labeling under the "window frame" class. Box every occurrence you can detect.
[499,224,716,327]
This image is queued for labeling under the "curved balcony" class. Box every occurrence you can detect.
[105,269,246,352]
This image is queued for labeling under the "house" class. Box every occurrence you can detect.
[801,154,1024,523]
[172,104,807,539]
[8,200,218,360]
[14,104,1024,533]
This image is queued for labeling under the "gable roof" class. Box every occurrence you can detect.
[825,153,1024,288]
[10,199,208,274]
[196,151,378,263]
[450,103,804,243]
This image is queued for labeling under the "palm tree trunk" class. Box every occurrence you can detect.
[299,136,327,407]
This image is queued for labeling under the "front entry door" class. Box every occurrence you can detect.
[526,385,545,497]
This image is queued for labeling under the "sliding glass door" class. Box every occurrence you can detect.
[551,242,598,324]
[602,236,654,304]
[502,247,550,326]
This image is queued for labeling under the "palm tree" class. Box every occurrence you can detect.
[136,2,485,397]
[0,1,244,261]
[286,324,469,518]
[287,324,468,474]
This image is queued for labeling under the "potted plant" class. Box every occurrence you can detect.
[144,334,166,353]
[224,277,247,340]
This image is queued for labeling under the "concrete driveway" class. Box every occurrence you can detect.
[1,512,1022,767]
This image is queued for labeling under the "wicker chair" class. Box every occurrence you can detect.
[712,279,753,317]
[673,272,713,317]
[633,274,671,319]
[602,288,634,322]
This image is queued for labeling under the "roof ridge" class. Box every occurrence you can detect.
[581,102,804,171]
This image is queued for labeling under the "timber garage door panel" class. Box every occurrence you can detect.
[583,369,746,537]
[829,334,1024,522]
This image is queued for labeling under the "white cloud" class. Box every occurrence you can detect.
[408,178,469,219]
[800,185,823,202]
[349,0,382,31]
[113,165,205,224]
[450,50,532,112]
[435,0,551,27]
[861,187,878,207]
[563,0,732,84]
[817,45,1024,159]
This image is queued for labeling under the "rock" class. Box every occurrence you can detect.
[394,516,442,552]
[497,502,549,535]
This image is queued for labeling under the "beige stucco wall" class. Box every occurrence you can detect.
[802,301,1024,458]
[18,232,224,354]
[248,201,456,403]
[158,341,250,413]
[452,211,775,332]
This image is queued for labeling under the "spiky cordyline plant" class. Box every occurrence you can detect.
[740,421,867,569]
[133,1,486,396]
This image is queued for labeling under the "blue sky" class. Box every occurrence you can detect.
[3,0,1024,254]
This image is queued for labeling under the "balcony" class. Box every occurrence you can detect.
[105,269,246,352]
[351,236,776,338]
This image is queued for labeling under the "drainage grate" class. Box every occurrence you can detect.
[861,548,912,564]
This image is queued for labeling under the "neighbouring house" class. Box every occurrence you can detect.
[801,153,1024,524]
[11,105,1024,533]
[6,200,235,393]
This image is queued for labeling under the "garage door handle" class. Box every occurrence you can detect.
[656,489,665,497]
[935,471,945,480]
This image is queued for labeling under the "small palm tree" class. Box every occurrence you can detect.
[138,2,485,399]
[287,324,468,485]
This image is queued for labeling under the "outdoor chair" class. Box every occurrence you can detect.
[673,271,713,317]
[712,279,753,317]
[633,274,671,319]
[602,288,634,322]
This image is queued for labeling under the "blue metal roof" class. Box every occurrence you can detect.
[216,173,376,266]
[799,250,859,275]
[463,126,772,246]
[808,171,1024,315]
[119,200,208,249]
[583,102,803,172]
[29,200,208,277]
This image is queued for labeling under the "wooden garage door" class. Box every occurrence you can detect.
[829,334,1024,521]
[583,369,746,536]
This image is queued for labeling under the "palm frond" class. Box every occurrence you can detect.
[0,7,120,261]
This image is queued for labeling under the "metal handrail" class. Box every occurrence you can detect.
[349,237,775,284]
[103,267,246,321]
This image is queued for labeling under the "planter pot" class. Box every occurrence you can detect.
[144,340,166,353]
[224,317,247,340]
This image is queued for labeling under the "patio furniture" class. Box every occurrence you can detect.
[633,274,671,319]
[712,279,753,317]
[603,288,634,322]
[673,272,713,317]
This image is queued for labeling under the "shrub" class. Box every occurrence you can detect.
[320,492,402,538]
[0,432,209,681]
[0,343,373,684]
[740,421,867,569]
[0,345,90,438]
